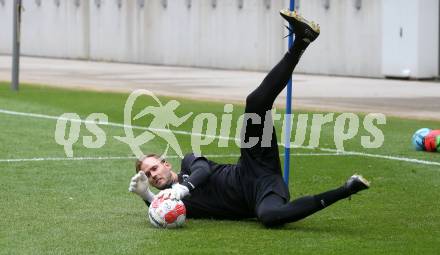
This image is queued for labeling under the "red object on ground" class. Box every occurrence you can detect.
[424,130,440,152]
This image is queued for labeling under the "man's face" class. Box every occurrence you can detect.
[139,157,173,189]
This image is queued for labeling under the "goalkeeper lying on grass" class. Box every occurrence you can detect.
[128,10,370,227]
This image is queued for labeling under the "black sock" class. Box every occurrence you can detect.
[313,185,351,209]
[287,39,309,65]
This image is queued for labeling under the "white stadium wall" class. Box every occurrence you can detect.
[86,0,286,68]
[381,0,439,78]
[0,0,13,54]
[19,0,90,59]
[0,0,438,78]
[294,0,383,77]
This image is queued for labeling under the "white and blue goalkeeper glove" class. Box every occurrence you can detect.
[128,171,155,203]
[156,183,189,200]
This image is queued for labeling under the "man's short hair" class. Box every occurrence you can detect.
[135,153,165,173]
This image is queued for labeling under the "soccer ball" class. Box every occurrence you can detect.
[412,128,431,151]
[148,196,186,229]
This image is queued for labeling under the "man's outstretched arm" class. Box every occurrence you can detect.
[157,157,212,200]
[181,157,212,191]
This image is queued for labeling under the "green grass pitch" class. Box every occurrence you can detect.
[0,82,439,254]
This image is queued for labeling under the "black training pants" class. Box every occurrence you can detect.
[241,41,350,227]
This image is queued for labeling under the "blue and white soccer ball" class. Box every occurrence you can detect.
[412,128,431,151]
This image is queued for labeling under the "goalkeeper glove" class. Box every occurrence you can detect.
[128,171,155,203]
[156,183,189,200]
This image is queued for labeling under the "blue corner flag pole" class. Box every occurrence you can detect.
[283,0,295,185]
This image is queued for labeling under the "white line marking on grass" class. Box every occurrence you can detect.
[317,147,440,166]
[1,108,439,167]
[0,156,136,163]
[0,153,345,163]
[0,109,230,139]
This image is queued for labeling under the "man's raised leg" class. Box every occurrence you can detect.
[240,11,321,171]
[244,10,320,116]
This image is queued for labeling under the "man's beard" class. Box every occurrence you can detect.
[157,172,173,190]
